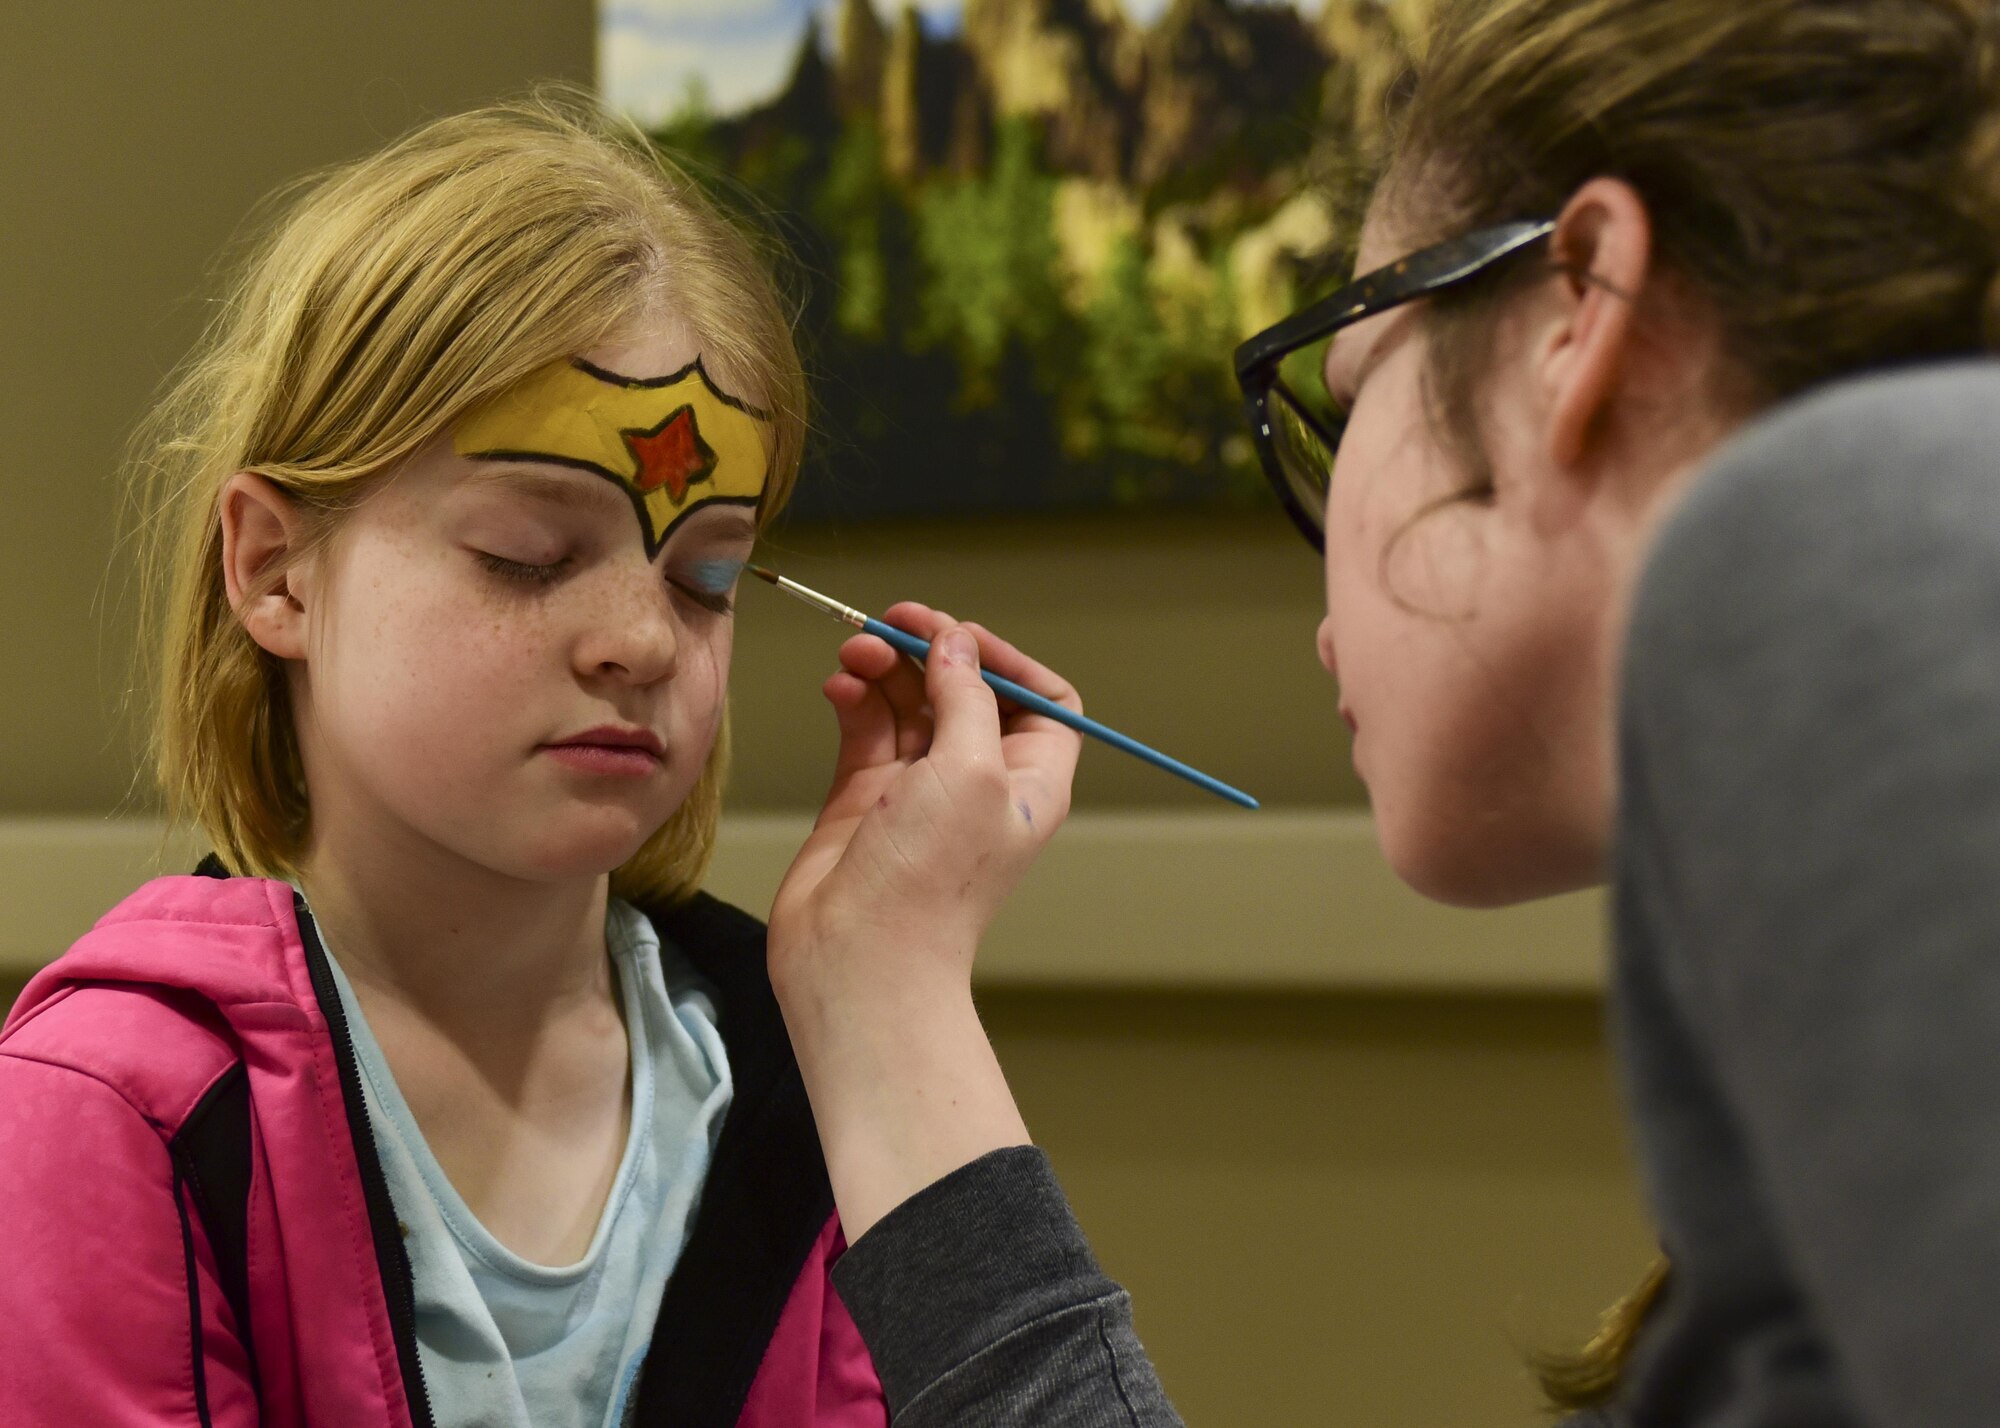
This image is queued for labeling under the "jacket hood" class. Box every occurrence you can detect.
[3,871,422,1428]
[12,873,318,1032]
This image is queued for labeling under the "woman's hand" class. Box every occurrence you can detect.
[770,602,1082,994]
[767,602,1083,1238]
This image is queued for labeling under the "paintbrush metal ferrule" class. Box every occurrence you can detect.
[748,565,867,628]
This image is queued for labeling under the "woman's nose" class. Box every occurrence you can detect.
[1316,613,1340,679]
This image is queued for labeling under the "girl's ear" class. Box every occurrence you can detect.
[220,473,310,660]
[1539,177,1653,469]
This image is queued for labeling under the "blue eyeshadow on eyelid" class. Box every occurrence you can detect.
[686,557,747,594]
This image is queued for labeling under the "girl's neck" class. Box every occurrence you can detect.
[295,825,615,1029]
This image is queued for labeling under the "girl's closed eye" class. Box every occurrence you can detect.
[672,556,747,615]
[476,549,573,586]
[463,513,578,588]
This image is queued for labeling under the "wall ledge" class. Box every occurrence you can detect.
[0,812,1604,993]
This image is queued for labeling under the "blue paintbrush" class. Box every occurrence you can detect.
[748,565,1260,810]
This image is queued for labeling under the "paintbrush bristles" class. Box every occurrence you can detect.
[747,564,781,585]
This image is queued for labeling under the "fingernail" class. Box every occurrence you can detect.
[940,629,977,666]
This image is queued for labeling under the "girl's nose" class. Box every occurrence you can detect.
[576,570,680,686]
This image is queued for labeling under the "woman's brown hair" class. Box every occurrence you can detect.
[1387,0,2000,501]
[1371,0,2000,1411]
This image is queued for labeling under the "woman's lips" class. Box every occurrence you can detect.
[542,725,664,777]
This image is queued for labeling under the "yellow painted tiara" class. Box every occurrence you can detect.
[454,357,771,557]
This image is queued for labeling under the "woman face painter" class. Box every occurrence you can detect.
[763,1,2000,1425]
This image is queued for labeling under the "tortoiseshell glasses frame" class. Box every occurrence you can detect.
[1232,219,1556,553]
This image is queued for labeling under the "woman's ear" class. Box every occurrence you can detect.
[1540,177,1653,469]
[219,473,310,660]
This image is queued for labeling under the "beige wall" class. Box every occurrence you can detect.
[993,990,1655,1424]
[1,0,594,811]
[0,2,1654,1422]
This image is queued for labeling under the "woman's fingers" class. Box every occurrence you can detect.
[879,600,946,633]
[836,632,929,758]
[830,602,1084,835]
[812,670,901,830]
[825,669,896,777]
[957,621,1083,720]
[944,623,1083,833]
[838,604,966,762]
[921,626,1005,786]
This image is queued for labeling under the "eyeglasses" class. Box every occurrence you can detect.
[1232,219,1556,553]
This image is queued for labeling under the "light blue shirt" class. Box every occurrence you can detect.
[320,898,732,1428]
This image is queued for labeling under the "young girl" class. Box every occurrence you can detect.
[751,0,2000,1424]
[0,101,886,1428]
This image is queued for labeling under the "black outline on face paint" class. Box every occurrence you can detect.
[462,358,768,560]
[572,356,772,420]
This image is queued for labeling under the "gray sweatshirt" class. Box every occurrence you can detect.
[832,362,2000,1425]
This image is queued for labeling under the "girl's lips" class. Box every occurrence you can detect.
[1339,707,1359,733]
[541,743,661,777]
[541,725,665,777]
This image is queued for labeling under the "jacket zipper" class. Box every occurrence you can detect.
[293,894,438,1428]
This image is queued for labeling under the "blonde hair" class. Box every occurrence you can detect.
[131,94,806,905]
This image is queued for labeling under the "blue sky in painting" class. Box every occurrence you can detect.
[599,0,1309,125]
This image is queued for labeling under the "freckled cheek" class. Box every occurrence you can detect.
[411,587,546,693]
[316,561,549,757]
[673,630,735,739]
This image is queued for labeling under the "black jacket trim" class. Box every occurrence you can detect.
[292,894,437,1428]
[169,1062,256,1378]
[172,1163,217,1428]
[191,856,436,1428]
[628,891,838,1428]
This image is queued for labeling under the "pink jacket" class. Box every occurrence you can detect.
[0,870,885,1428]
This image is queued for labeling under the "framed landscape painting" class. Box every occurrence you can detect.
[600,0,1418,522]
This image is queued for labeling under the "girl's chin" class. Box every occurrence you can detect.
[494,820,668,885]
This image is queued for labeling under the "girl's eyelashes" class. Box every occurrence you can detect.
[671,580,735,616]
[473,545,745,613]
[475,550,571,586]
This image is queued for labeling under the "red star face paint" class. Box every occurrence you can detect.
[454,357,772,558]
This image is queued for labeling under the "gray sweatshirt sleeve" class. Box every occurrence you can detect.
[1616,362,2000,1426]
[830,1146,1185,1427]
